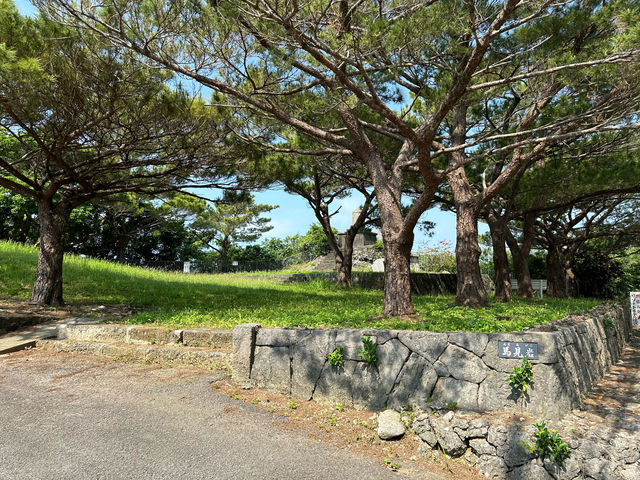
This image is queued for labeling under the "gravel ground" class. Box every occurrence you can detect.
[0,349,447,480]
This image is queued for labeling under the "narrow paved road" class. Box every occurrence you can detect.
[0,349,444,480]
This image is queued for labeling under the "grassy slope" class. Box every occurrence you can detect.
[0,241,600,332]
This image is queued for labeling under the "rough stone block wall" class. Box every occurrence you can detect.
[245,272,457,295]
[412,408,640,480]
[232,302,630,420]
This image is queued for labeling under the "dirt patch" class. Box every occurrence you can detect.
[52,365,101,381]
[0,300,62,333]
[211,380,482,479]
[0,298,142,335]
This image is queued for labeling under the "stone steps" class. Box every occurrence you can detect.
[35,322,233,370]
[312,253,336,271]
[58,323,233,351]
[37,339,230,370]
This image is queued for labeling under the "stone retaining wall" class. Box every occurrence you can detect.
[232,302,630,419]
[412,407,640,480]
[242,272,457,295]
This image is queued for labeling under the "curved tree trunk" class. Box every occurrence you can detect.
[314,211,354,287]
[505,226,535,298]
[448,164,487,307]
[514,251,534,298]
[339,109,427,317]
[447,104,487,307]
[305,182,374,288]
[30,200,71,306]
[334,200,374,287]
[488,214,511,302]
[325,212,358,288]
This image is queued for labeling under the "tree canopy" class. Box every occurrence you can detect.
[0,1,233,305]
[40,0,640,314]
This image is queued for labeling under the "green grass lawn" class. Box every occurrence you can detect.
[0,241,601,332]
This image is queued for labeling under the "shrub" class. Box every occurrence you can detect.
[417,241,456,273]
[524,420,571,467]
[574,250,623,299]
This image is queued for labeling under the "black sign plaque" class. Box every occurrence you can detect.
[498,341,538,360]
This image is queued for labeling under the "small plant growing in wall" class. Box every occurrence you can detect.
[602,316,615,330]
[523,420,571,468]
[507,356,534,393]
[357,336,377,365]
[327,346,344,367]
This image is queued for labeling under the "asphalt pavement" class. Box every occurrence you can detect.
[0,350,444,480]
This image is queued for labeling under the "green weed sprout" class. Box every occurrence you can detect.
[327,346,344,367]
[508,356,534,393]
[357,336,377,365]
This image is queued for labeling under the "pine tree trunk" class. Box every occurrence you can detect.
[30,201,71,306]
[361,150,416,316]
[115,231,129,263]
[488,215,511,302]
[514,252,535,298]
[338,109,425,317]
[505,228,535,298]
[447,103,487,308]
[335,243,353,287]
[308,193,357,288]
[382,236,414,316]
[454,201,488,307]
[218,237,231,272]
[565,264,579,297]
[375,185,416,317]
[334,198,374,288]
[546,246,567,298]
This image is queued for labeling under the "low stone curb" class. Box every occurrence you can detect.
[37,339,231,370]
[58,324,233,352]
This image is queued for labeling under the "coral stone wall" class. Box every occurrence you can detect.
[232,303,630,420]
[242,272,458,295]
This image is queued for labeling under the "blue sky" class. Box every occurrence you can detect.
[16,0,35,15]
[250,189,465,250]
[15,0,486,249]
